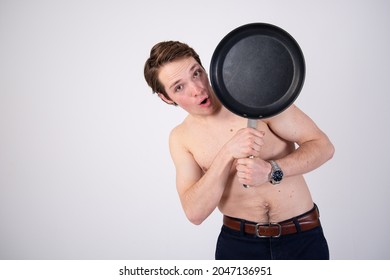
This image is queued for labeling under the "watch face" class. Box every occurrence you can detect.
[272,170,284,182]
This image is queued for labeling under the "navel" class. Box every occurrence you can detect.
[263,202,270,220]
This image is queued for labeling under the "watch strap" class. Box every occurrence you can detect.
[268,160,283,184]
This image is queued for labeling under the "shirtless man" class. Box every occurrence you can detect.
[144,41,335,260]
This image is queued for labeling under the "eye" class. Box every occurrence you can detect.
[174,84,184,92]
[193,69,203,78]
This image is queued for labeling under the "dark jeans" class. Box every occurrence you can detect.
[215,223,329,260]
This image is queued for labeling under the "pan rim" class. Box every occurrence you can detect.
[210,22,305,119]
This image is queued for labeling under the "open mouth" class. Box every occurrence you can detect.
[199,97,209,105]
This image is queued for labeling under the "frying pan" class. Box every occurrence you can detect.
[210,22,305,126]
[209,23,305,187]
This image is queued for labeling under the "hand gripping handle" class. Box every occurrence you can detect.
[243,119,257,188]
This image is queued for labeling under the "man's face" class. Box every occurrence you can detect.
[158,57,219,116]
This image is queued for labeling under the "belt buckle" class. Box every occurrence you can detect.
[255,223,282,238]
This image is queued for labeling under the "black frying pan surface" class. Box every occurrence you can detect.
[210,23,305,119]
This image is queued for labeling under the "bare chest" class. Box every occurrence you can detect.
[190,128,234,172]
[185,119,286,172]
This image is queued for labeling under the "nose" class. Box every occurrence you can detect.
[190,82,203,97]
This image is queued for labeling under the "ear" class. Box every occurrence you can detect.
[157,93,176,105]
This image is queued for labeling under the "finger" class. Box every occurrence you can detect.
[255,136,265,147]
[250,129,265,138]
[237,170,250,183]
[249,145,261,157]
[251,143,262,154]
[237,158,252,166]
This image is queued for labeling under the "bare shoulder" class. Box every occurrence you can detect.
[169,118,190,146]
[169,123,185,152]
[168,117,195,159]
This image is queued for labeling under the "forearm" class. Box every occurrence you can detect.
[277,135,334,178]
[264,105,335,178]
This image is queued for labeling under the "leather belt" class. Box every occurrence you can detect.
[223,205,320,238]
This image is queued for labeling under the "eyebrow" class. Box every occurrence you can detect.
[168,63,199,90]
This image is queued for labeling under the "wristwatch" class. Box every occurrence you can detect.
[268,160,283,185]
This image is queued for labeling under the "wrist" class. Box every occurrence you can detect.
[268,160,284,185]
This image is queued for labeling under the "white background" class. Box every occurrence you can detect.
[0,0,389,260]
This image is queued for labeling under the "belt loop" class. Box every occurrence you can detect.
[239,220,245,236]
[293,218,301,233]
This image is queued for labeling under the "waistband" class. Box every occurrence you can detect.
[223,204,321,238]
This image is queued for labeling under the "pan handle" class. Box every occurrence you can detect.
[247,118,257,129]
[243,119,257,188]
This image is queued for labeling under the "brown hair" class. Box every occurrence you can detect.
[144,41,203,102]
